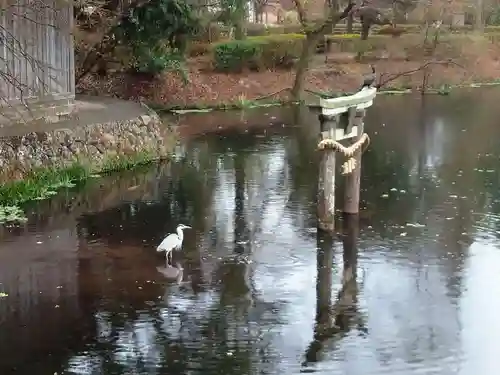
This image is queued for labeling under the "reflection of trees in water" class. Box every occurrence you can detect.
[356,95,500,367]
[410,95,500,296]
[77,154,217,249]
[57,98,500,373]
[67,132,287,374]
[284,127,318,233]
[199,105,486,355]
[286,97,499,368]
[69,225,282,374]
[201,131,301,256]
[359,96,500,303]
[201,133,289,372]
[244,145,290,239]
[67,263,281,374]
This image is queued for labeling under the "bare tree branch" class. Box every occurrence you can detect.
[292,0,354,35]
[376,59,464,89]
[291,0,307,26]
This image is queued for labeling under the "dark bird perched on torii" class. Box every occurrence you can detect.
[360,65,376,90]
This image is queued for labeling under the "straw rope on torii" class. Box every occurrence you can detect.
[317,133,371,175]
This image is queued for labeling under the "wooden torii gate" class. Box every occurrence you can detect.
[316,87,377,232]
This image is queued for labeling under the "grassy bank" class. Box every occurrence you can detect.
[0,151,164,225]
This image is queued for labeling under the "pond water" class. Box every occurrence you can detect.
[2,88,500,375]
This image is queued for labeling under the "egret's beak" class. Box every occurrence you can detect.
[184,225,192,229]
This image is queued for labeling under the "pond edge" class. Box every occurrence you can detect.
[153,81,500,115]
[0,109,178,225]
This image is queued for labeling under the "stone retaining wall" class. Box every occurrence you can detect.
[0,104,176,183]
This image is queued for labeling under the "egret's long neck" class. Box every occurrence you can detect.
[177,227,184,242]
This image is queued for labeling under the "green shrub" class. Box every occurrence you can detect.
[133,52,175,75]
[131,45,188,82]
[213,34,305,72]
[213,39,263,72]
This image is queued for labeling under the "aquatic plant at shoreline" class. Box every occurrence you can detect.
[0,164,90,206]
[0,150,166,225]
[0,205,27,224]
[100,149,160,173]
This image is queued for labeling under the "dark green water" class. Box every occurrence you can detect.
[1,88,500,375]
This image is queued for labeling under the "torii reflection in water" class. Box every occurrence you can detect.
[303,213,367,365]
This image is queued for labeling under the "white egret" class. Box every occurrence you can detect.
[157,224,191,264]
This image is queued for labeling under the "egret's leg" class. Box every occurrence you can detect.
[166,250,171,265]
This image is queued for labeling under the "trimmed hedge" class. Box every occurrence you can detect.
[213,34,305,72]
[208,31,499,72]
[242,23,421,36]
[196,23,500,42]
[211,34,402,72]
[191,33,391,59]
[211,33,395,72]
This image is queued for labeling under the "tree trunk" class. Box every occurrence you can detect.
[290,2,355,100]
[475,0,484,32]
[392,3,397,27]
[234,0,247,40]
[235,24,245,39]
[291,33,321,101]
[346,13,354,33]
[355,22,370,61]
[360,21,370,40]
